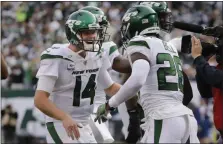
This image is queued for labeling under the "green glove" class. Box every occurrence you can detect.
[94,104,108,124]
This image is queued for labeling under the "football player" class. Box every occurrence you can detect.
[80,6,142,143]
[139,2,193,106]
[118,2,194,142]
[34,10,121,143]
[95,5,199,143]
[80,6,120,143]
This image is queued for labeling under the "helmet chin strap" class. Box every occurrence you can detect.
[76,49,84,54]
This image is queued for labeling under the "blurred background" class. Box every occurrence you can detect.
[1,1,223,144]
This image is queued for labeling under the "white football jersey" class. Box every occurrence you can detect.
[168,37,182,52]
[36,43,111,123]
[126,35,193,120]
[93,41,120,113]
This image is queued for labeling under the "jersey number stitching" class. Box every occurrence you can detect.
[156,53,183,93]
[73,74,96,106]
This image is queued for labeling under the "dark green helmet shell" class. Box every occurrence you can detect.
[65,10,103,52]
[139,2,173,33]
[80,6,109,27]
[121,5,160,41]
[80,6,110,42]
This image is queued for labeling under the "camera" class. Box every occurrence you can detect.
[181,26,223,63]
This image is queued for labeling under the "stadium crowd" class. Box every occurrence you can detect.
[1,1,223,143]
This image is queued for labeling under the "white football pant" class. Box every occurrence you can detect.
[46,121,97,143]
[140,115,200,143]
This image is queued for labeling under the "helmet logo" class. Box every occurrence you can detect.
[66,20,81,26]
[75,21,81,25]
[154,3,161,7]
[123,11,138,22]
[140,2,154,7]
[142,19,149,24]
[66,20,82,35]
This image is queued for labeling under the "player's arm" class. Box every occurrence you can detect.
[108,53,150,108]
[97,62,121,97]
[107,43,131,73]
[34,58,80,139]
[1,53,9,79]
[95,53,149,124]
[112,56,132,73]
[182,71,193,106]
[120,53,144,110]
[34,76,67,120]
[34,76,80,139]
[34,58,69,120]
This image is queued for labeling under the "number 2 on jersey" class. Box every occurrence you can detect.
[73,74,96,107]
[156,53,183,93]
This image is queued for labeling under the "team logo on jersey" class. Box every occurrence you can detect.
[67,63,75,71]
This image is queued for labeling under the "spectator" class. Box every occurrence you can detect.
[1,104,18,143]
[8,64,25,89]
[193,99,212,143]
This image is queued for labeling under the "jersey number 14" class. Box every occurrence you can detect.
[72,74,96,107]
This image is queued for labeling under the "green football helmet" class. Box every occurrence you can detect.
[80,6,110,41]
[139,2,173,33]
[80,6,109,27]
[65,10,103,52]
[121,5,160,42]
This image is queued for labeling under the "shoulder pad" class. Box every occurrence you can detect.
[102,41,118,56]
[128,36,150,49]
[40,43,72,61]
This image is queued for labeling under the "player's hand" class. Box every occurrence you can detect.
[62,114,82,140]
[94,103,109,124]
[191,36,202,59]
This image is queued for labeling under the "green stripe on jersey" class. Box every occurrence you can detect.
[46,122,63,144]
[109,45,118,55]
[41,54,73,62]
[128,41,150,49]
[154,120,163,143]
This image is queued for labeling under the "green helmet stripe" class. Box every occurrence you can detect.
[109,45,118,55]
[128,40,150,49]
[41,54,73,62]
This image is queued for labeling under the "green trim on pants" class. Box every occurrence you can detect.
[154,120,163,144]
[46,122,63,144]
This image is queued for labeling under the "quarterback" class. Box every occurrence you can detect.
[34,10,121,143]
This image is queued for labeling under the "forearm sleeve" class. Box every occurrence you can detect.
[109,59,150,108]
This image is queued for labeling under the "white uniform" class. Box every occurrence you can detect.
[125,35,199,143]
[93,41,120,112]
[168,37,183,52]
[36,43,113,143]
[89,41,120,143]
